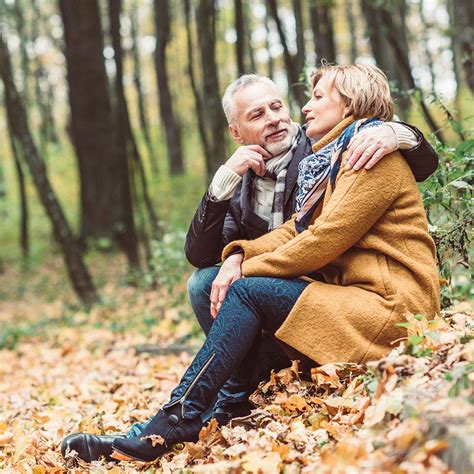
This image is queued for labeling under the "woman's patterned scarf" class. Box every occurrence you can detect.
[295,118,382,233]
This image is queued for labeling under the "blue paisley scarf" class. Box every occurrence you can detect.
[295,118,383,233]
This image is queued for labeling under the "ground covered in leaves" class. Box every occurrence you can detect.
[0,257,473,473]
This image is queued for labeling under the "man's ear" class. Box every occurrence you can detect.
[229,124,245,144]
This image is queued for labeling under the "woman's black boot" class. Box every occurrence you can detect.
[112,403,203,462]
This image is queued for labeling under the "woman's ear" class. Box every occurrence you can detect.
[342,105,351,119]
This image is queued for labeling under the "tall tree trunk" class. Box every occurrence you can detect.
[360,0,411,115]
[154,0,184,175]
[309,0,337,64]
[6,117,29,259]
[447,0,473,92]
[264,12,275,79]
[267,0,306,114]
[292,0,305,77]
[346,1,358,63]
[244,3,257,73]
[417,0,436,94]
[60,0,139,266]
[10,0,30,106]
[184,0,211,165]
[129,0,158,176]
[31,0,58,150]
[109,0,159,254]
[195,0,228,180]
[377,3,445,143]
[0,34,97,307]
[235,0,246,75]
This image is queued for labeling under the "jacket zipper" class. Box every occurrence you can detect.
[167,352,216,417]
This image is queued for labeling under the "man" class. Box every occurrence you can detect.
[61,75,438,463]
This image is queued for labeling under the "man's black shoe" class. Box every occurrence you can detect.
[112,403,203,462]
[61,433,124,462]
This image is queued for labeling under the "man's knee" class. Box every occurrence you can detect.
[187,266,220,303]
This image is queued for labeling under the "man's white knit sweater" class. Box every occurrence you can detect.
[209,123,418,223]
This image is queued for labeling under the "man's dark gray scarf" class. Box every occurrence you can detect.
[258,122,302,230]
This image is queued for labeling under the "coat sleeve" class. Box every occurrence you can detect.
[238,152,404,279]
[185,191,241,268]
[222,216,297,261]
[397,122,439,182]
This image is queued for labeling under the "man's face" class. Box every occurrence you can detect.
[229,82,292,156]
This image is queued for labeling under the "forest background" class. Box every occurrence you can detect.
[0,0,472,472]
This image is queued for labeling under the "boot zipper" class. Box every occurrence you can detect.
[167,352,216,417]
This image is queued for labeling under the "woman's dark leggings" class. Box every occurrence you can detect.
[164,276,309,419]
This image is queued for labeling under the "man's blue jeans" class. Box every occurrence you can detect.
[127,270,307,434]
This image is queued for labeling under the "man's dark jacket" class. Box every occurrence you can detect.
[185,124,438,268]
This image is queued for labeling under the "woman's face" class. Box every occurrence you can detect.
[302,75,349,140]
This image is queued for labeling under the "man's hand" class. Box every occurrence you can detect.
[345,124,397,171]
[225,145,272,177]
[210,253,243,318]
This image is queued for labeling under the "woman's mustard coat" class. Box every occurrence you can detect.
[223,119,440,365]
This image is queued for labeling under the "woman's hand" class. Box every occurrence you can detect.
[210,253,244,318]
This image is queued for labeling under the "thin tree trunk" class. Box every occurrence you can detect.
[10,0,30,106]
[195,0,228,180]
[267,0,306,113]
[309,0,337,64]
[0,34,97,307]
[378,5,445,143]
[31,0,58,148]
[417,0,436,94]
[154,0,184,175]
[346,1,357,63]
[264,12,275,79]
[292,0,305,77]
[235,0,246,75]
[109,0,158,259]
[130,0,158,176]
[244,3,256,73]
[184,0,211,166]
[6,117,29,259]
[360,0,411,115]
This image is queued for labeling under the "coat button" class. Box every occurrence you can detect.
[168,414,179,426]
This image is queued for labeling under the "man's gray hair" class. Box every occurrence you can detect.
[222,74,279,124]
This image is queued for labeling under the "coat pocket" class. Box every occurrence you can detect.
[377,254,396,296]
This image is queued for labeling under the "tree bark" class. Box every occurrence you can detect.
[447,0,473,92]
[360,0,411,114]
[6,116,29,259]
[129,0,158,176]
[184,0,211,165]
[267,0,306,113]
[346,1,358,63]
[195,0,228,180]
[377,3,445,143]
[59,0,132,251]
[153,0,184,175]
[309,0,337,64]
[0,34,97,307]
[235,0,246,76]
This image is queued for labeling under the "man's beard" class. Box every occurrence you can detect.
[264,131,293,157]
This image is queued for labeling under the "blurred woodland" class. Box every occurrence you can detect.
[0,0,472,307]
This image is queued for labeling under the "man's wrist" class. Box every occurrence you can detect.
[209,165,242,201]
[387,122,420,150]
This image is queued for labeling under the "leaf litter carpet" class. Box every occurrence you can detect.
[0,288,472,473]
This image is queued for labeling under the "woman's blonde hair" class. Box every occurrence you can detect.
[312,64,394,121]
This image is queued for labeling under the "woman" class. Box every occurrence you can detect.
[111,64,440,462]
